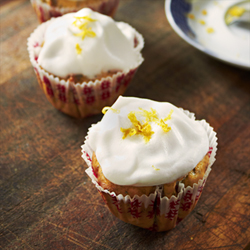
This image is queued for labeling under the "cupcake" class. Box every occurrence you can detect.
[27,8,144,118]
[82,96,217,231]
[30,0,119,23]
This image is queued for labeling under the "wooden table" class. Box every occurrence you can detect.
[1,0,250,249]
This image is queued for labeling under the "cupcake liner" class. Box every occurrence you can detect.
[27,18,144,118]
[30,0,119,23]
[82,108,218,231]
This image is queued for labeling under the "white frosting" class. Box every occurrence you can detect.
[37,8,142,79]
[88,96,209,186]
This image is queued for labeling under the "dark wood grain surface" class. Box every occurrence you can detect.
[1,0,250,249]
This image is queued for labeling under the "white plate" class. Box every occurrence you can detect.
[165,0,250,69]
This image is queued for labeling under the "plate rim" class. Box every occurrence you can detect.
[165,0,250,70]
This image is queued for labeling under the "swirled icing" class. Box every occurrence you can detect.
[37,8,143,79]
[88,96,209,186]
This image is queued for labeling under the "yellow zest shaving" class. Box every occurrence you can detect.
[121,108,174,143]
[206,27,215,33]
[164,109,173,122]
[72,15,96,40]
[154,109,173,132]
[73,15,96,23]
[120,127,136,138]
[102,106,120,114]
[228,6,246,17]
[225,6,246,25]
[157,119,171,133]
[202,10,207,15]
[72,15,97,29]
[75,43,82,54]
[74,28,96,40]
[120,112,154,143]
[138,108,158,122]
[199,20,206,25]
[152,165,160,171]
[187,13,195,20]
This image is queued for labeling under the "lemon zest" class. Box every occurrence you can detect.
[199,20,206,25]
[102,106,120,114]
[73,15,96,22]
[206,27,214,33]
[228,6,245,17]
[121,112,154,143]
[152,165,160,171]
[72,15,96,30]
[75,43,82,54]
[74,28,96,40]
[120,108,174,142]
[164,109,173,122]
[72,14,96,40]
[120,127,137,138]
[138,107,158,122]
[225,6,246,25]
[157,119,171,133]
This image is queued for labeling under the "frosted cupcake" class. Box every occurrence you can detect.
[27,8,144,118]
[82,96,217,231]
[30,0,119,23]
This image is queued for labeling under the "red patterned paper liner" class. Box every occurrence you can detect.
[30,0,119,23]
[81,112,218,232]
[27,17,144,118]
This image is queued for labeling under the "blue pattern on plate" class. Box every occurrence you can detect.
[166,0,249,69]
[170,0,196,39]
